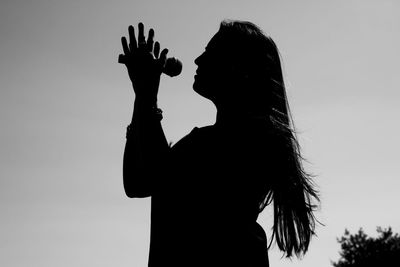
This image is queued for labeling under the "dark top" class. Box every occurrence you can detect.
[148,121,271,267]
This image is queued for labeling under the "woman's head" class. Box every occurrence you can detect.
[193,20,286,117]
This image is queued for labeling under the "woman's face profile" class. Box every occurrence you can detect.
[193,31,231,101]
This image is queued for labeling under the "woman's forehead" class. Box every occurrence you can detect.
[206,29,249,51]
[205,31,232,51]
[206,32,221,49]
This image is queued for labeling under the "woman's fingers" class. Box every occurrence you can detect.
[159,48,168,66]
[138,22,145,49]
[147,28,154,52]
[121,23,165,68]
[128,25,137,51]
[121,36,130,55]
[154,41,160,59]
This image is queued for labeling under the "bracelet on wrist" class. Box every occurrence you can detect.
[126,107,163,139]
[133,106,163,121]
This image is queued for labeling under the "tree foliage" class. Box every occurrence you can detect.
[332,227,400,267]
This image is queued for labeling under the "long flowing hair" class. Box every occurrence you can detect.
[219,20,320,258]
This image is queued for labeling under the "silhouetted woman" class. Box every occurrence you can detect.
[120,20,319,267]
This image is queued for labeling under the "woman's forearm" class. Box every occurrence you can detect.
[123,98,169,198]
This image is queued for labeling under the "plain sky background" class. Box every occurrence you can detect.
[1,0,399,266]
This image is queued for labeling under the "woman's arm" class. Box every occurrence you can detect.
[123,99,169,198]
[120,23,170,198]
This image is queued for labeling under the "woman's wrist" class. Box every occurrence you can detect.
[132,96,162,122]
[134,95,157,109]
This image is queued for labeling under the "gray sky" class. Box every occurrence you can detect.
[1,0,399,266]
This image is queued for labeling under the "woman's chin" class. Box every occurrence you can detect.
[192,78,202,93]
[193,79,199,91]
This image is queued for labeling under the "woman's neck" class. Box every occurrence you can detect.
[215,106,252,127]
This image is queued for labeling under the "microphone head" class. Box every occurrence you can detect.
[164,57,182,77]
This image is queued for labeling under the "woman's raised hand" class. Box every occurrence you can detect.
[119,23,168,104]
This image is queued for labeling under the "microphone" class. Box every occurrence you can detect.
[163,57,183,77]
[118,55,183,77]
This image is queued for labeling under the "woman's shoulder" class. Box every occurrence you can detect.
[171,120,273,153]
